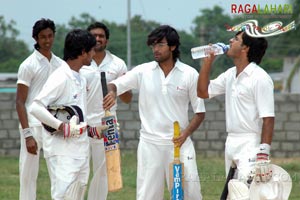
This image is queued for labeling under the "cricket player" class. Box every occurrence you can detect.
[30,29,114,200]
[80,22,132,200]
[197,30,275,199]
[16,18,63,200]
[107,25,205,200]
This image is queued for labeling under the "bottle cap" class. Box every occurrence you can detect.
[216,43,230,53]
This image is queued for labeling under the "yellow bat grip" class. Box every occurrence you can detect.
[174,121,180,159]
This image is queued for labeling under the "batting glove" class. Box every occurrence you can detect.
[22,128,33,138]
[63,116,87,138]
[255,143,272,183]
[87,125,108,139]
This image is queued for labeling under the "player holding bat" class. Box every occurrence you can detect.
[101,71,123,192]
[169,121,184,200]
[80,22,132,200]
[107,25,205,200]
[30,29,114,200]
[197,30,275,199]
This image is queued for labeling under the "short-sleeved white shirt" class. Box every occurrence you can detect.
[208,62,275,134]
[17,50,63,126]
[33,62,88,158]
[80,50,127,126]
[111,60,205,145]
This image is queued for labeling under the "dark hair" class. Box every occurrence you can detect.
[63,29,96,61]
[32,18,56,50]
[237,31,268,64]
[87,22,110,39]
[147,25,180,61]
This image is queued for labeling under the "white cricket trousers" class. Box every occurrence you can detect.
[87,138,108,200]
[19,126,44,200]
[137,137,202,200]
[225,133,260,182]
[46,155,89,200]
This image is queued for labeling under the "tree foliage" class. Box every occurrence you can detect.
[0,16,30,72]
[192,6,236,77]
[0,3,299,73]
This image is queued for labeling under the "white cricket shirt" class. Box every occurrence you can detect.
[208,62,275,134]
[17,50,63,126]
[80,50,127,126]
[32,62,88,158]
[111,60,205,145]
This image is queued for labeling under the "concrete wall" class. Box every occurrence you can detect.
[1,92,300,158]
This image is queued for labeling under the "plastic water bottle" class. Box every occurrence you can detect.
[191,43,230,59]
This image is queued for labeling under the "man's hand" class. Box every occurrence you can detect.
[22,128,38,155]
[172,130,189,147]
[103,91,116,111]
[255,143,272,182]
[25,137,38,155]
[87,125,109,139]
[61,116,87,138]
[201,44,216,66]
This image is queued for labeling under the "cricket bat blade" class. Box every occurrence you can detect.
[169,121,184,200]
[101,71,123,192]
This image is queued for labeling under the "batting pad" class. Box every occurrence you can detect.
[64,181,86,200]
[228,179,249,200]
[250,164,292,200]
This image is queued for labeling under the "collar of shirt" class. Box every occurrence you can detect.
[34,49,45,61]
[241,62,257,77]
[61,62,77,82]
[90,50,113,68]
[101,50,113,66]
[151,59,185,72]
[34,49,61,66]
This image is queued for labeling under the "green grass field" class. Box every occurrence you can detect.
[1,150,299,200]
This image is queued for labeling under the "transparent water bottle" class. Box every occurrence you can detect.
[191,43,230,59]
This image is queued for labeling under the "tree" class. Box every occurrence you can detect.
[51,24,69,58]
[51,13,98,58]
[191,4,300,77]
[0,16,30,72]
[284,0,300,92]
[177,30,199,68]
[3,5,298,74]
[129,15,160,65]
[192,6,233,44]
[192,6,235,78]
[57,14,185,67]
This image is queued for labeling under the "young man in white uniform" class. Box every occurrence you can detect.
[80,22,132,200]
[108,25,205,200]
[30,29,114,200]
[16,18,63,200]
[197,30,275,199]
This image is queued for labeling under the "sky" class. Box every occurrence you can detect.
[0,0,293,47]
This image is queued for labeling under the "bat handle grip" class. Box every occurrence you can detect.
[173,121,180,159]
[101,72,108,97]
[105,110,111,116]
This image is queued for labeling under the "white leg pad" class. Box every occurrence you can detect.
[228,179,250,200]
[64,181,86,200]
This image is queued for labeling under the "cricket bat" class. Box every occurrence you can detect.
[101,71,123,192]
[220,162,236,200]
[169,121,184,200]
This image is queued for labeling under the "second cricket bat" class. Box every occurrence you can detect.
[101,72,123,192]
[169,121,184,200]
[220,162,236,200]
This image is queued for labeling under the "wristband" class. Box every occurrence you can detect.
[22,128,33,139]
[258,143,271,155]
[88,126,102,139]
